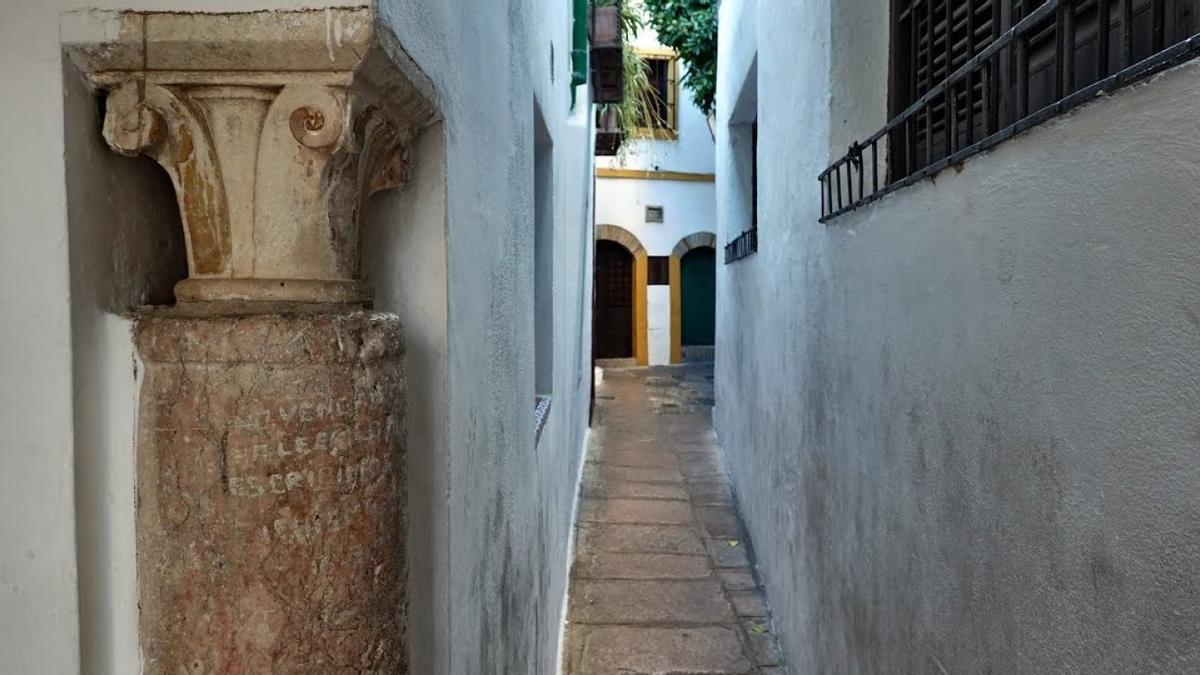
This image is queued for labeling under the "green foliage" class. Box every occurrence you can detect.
[640,0,718,116]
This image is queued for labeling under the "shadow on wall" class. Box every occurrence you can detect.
[63,59,187,673]
[362,122,449,675]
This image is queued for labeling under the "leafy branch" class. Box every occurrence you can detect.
[640,0,717,116]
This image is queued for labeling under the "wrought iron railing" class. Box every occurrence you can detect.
[725,228,757,263]
[819,0,1200,222]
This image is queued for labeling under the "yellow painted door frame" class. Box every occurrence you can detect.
[633,251,649,365]
[669,255,682,364]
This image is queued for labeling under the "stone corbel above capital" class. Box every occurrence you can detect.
[65,8,438,308]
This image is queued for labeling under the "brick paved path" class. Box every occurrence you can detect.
[564,364,788,674]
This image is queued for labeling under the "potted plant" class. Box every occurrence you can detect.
[595,105,621,155]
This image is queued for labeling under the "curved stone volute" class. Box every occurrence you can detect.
[67,8,437,308]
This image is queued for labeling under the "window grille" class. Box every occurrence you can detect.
[646,205,665,222]
[636,52,680,139]
[724,229,758,263]
[820,0,1200,222]
[726,121,759,264]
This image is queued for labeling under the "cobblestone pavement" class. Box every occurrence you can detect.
[564,363,788,675]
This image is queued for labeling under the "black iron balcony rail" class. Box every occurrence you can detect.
[819,0,1200,222]
[725,228,758,263]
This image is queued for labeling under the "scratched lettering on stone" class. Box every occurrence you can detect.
[134,314,407,673]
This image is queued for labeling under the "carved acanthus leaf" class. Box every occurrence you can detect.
[75,9,436,306]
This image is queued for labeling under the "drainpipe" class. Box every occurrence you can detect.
[571,0,589,107]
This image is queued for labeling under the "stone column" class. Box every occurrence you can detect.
[136,314,407,672]
[69,9,435,672]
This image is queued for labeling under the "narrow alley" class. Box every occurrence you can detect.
[564,364,786,674]
[7,0,1200,670]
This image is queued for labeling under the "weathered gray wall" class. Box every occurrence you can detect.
[715,0,1200,671]
[2,0,592,672]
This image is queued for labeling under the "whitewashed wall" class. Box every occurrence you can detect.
[0,1,594,673]
[716,0,1200,671]
[646,285,672,363]
[596,179,716,255]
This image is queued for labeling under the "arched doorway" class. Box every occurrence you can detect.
[594,240,635,358]
[669,232,717,362]
[594,224,649,364]
[680,246,716,348]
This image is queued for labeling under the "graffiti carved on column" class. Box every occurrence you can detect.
[137,314,407,672]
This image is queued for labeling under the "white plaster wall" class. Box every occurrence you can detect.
[647,285,672,364]
[67,313,142,673]
[715,0,1200,670]
[596,178,716,255]
[1,1,594,674]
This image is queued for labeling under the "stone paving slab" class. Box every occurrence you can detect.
[576,523,707,555]
[569,579,735,624]
[683,467,730,482]
[606,438,671,449]
[743,619,784,667]
[697,505,746,539]
[663,435,715,445]
[573,552,712,580]
[589,448,680,468]
[587,464,686,484]
[574,625,754,674]
[583,479,691,501]
[677,453,724,470]
[718,569,759,591]
[729,590,769,618]
[706,539,752,568]
[579,498,694,525]
[677,455,722,470]
[565,364,788,674]
[687,481,734,505]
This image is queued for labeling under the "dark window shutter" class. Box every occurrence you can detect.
[647,256,670,285]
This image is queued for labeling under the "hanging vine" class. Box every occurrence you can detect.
[596,0,670,151]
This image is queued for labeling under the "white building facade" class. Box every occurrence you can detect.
[716,0,1200,672]
[594,24,717,366]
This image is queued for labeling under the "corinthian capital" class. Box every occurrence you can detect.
[66,8,437,307]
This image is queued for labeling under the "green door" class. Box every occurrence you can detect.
[680,247,716,346]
